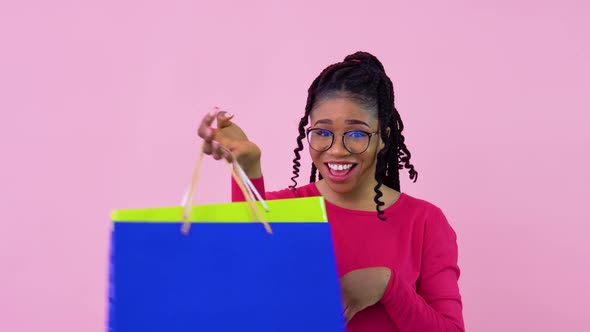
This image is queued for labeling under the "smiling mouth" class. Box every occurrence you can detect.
[326,163,357,176]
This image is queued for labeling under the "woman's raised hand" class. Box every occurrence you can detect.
[197,109,262,178]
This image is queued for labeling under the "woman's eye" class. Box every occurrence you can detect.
[346,131,367,139]
[315,129,332,137]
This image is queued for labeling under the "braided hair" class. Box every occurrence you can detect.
[289,51,418,220]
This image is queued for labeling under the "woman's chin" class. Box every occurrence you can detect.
[323,179,357,195]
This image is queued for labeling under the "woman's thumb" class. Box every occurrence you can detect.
[216,111,235,128]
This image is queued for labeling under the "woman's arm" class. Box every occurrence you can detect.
[380,207,465,332]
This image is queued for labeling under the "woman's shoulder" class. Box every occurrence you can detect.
[394,193,456,235]
[396,192,443,213]
[382,192,450,225]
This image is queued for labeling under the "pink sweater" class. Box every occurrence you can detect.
[232,177,464,332]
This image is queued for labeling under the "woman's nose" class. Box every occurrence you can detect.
[326,136,349,156]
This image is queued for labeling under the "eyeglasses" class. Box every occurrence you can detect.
[306,128,379,154]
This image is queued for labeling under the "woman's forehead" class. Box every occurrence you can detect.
[310,97,377,123]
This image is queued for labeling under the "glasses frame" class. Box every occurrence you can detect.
[305,127,380,154]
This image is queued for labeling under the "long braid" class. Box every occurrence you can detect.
[290,113,310,189]
[373,80,394,220]
[310,163,317,183]
[392,108,418,182]
[310,163,324,182]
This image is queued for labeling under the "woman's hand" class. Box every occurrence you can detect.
[197,109,262,178]
[340,267,392,324]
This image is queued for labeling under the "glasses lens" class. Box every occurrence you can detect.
[307,128,333,151]
[343,131,370,153]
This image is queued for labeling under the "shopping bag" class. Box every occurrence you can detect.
[108,196,345,332]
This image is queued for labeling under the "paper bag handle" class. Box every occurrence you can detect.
[181,144,271,235]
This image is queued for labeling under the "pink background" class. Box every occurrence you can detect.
[1,1,589,331]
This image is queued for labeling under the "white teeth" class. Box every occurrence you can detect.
[328,163,353,171]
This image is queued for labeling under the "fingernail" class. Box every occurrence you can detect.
[225,112,234,118]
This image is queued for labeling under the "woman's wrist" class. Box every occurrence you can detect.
[242,162,262,179]
[237,144,262,179]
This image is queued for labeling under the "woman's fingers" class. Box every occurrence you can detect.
[197,111,217,141]
[343,305,354,324]
[198,111,234,143]
[206,141,234,162]
[216,111,235,129]
[211,141,224,160]
[198,110,241,162]
[202,141,213,155]
[222,147,234,162]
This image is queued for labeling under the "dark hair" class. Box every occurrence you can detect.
[289,51,418,220]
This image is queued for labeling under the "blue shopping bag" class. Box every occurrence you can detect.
[108,197,344,332]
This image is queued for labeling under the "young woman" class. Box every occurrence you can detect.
[197,51,464,332]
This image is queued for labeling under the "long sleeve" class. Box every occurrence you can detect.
[231,176,301,202]
[380,207,464,332]
[231,177,266,202]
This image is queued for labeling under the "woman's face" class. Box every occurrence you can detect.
[308,97,384,195]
